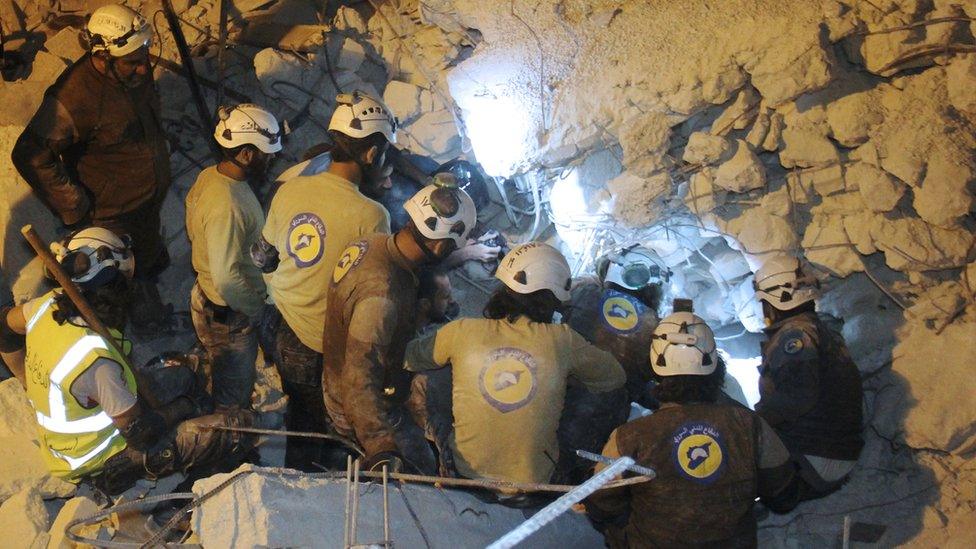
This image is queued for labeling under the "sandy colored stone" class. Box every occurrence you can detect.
[946,54,976,114]
[713,140,765,193]
[711,87,760,134]
[682,132,731,165]
[779,127,838,168]
[825,87,885,147]
[913,152,974,228]
[760,185,792,218]
[683,169,724,215]
[871,217,973,272]
[0,379,35,439]
[843,212,878,255]
[704,206,798,257]
[609,171,671,226]
[0,436,76,501]
[801,214,863,277]
[46,496,102,549]
[848,162,906,212]
[383,80,423,123]
[0,486,48,546]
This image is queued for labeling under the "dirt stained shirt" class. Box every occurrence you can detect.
[405,316,625,484]
[321,234,418,457]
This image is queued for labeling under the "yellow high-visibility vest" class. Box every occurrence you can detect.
[23,290,136,482]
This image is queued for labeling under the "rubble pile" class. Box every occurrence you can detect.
[0,0,974,546]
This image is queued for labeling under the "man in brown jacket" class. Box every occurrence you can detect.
[11,4,171,330]
[322,181,476,472]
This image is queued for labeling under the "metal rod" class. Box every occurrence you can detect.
[216,0,228,107]
[488,457,638,549]
[161,0,218,158]
[351,459,361,546]
[344,455,352,549]
[198,424,365,456]
[843,515,851,549]
[383,464,390,546]
[575,449,656,478]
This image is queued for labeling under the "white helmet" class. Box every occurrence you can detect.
[604,245,670,291]
[753,255,819,312]
[214,104,283,154]
[86,4,152,58]
[650,310,718,377]
[404,182,476,248]
[496,242,572,302]
[329,91,398,144]
[51,227,135,288]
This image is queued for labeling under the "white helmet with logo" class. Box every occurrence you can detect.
[329,91,398,144]
[753,254,819,312]
[650,310,717,377]
[86,4,152,58]
[496,242,572,302]
[214,104,283,154]
[404,181,476,248]
[604,245,671,290]
[51,227,135,288]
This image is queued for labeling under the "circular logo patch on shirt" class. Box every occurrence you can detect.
[671,422,727,484]
[601,291,643,334]
[333,240,369,284]
[286,213,326,268]
[479,347,538,413]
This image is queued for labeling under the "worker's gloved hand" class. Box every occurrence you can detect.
[364,451,405,473]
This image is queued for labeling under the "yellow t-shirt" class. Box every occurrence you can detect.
[185,166,266,317]
[405,316,625,483]
[263,171,390,352]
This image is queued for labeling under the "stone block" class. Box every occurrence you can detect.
[802,214,863,277]
[43,28,86,63]
[913,152,973,228]
[336,38,367,72]
[779,128,839,169]
[0,436,76,501]
[848,162,905,212]
[0,486,48,544]
[400,108,460,162]
[713,140,765,193]
[684,169,725,215]
[0,379,36,439]
[825,88,885,147]
[946,54,976,114]
[46,496,100,549]
[682,132,730,165]
[383,80,422,123]
[871,217,972,271]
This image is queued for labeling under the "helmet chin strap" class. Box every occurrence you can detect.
[408,223,441,263]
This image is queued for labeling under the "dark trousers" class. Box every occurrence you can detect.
[257,304,330,470]
[190,284,258,409]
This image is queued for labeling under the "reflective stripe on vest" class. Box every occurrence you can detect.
[50,429,123,470]
[25,297,55,332]
[35,335,114,435]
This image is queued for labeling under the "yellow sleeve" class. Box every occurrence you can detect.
[404,320,459,372]
[566,328,626,393]
[205,199,266,317]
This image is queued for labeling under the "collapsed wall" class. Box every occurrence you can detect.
[0,0,974,546]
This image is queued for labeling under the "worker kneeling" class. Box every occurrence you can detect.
[0,229,254,494]
[405,242,626,491]
[586,303,799,547]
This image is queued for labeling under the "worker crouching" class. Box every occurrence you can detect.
[586,303,798,547]
[0,229,255,494]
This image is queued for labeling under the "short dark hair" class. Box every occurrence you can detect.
[328,130,388,163]
[220,143,257,160]
[418,268,447,300]
[483,286,560,324]
[652,356,728,405]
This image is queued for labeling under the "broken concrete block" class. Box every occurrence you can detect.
[701,63,747,104]
[745,106,771,149]
[46,496,101,549]
[0,379,36,439]
[192,464,604,547]
[779,128,839,168]
[825,88,885,147]
[747,33,834,106]
[706,206,798,257]
[871,217,972,272]
[253,48,324,112]
[336,38,367,72]
[609,171,672,226]
[913,152,974,228]
[333,5,369,34]
[383,80,422,123]
[760,186,792,218]
[843,212,878,255]
[713,140,765,193]
[762,112,784,152]
[798,164,845,197]
[240,24,328,53]
[707,250,752,283]
[682,132,731,165]
[0,486,48,544]
[26,51,69,85]
[619,112,672,174]
[946,54,976,114]
[802,214,863,277]
[0,436,76,501]
[401,108,461,161]
[43,28,87,63]
[811,192,867,216]
[711,87,760,135]
[847,162,905,212]
[894,315,976,455]
[684,169,725,215]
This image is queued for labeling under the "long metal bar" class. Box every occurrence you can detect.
[487,457,637,549]
[350,460,361,546]
[382,464,390,546]
[161,0,218,157]
[576,449,656,478]
[216,0,228,107]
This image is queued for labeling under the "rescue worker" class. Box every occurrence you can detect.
[322,181,478,473]
[586,305,799,547]
[252,91,396,469]
[753,254,864,500]
[0,228,254,494]
[415,268,459,337]
[404,242,626,487]
[12,4,172,332]
[186,104,280,409]
[565,245,670,404]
